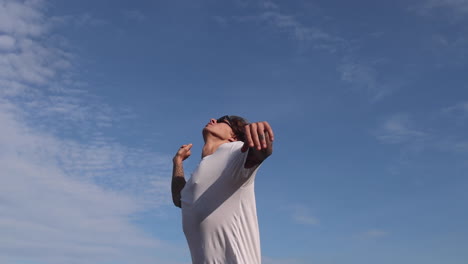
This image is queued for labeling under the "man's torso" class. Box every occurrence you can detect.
[181,142,261,264]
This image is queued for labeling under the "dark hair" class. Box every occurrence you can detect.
[228,115,249,142]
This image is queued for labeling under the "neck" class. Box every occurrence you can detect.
[202,139,230,158]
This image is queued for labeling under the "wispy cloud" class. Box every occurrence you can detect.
[338,58,397,102]
[435,138,468,152]
[0,1,173,263]
[260,0,279,10]
[359,229,389,239]
[412,0,468,16]
[70,12,108,27]
[0,112,159,262]
[408,0,468,64]
[0,34,16,50]
[0,0,47,37]
[212,15,228,26]
[432,101,468,152]
[427,33,468,63]
[290,205,319,225]
[50,12,108,29]
[443,101,468,117]
[256,11,338,44]
[0,3,69,90]
[376,108,468,156]
[375,114,427,144]
[0,95,173,264]
[123,9,146,22]
[217,0,343,52]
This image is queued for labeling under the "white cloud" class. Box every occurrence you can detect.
[50,12,108,29]
[0,34,16,50]
[338,60,395,102]
[433,103,468,152]
[260,0,279,10]
[259,11,334,42]
[359,229,389,239]
[451,141,468,151]
[0,79,29,96]
[431,33,468,50]
[409,1,468,63]
[0,102,170,264]
[427,33,468,62]
[376,108,468,155]
[73,12,108,27]
[0,37,71,88]
[123,9,146,22]
[226,1,343,52]
[0,0,47,37]
[435,138,468,152]
[0,1,176,263]
[290,205,319,225]
[212,15,228,26]
[443,101,468,117]
[0,0,170,203]
[0,0,69,90]
[375,114,427,144]
[416,0,468,15]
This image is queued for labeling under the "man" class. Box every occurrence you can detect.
[171,115,274,264]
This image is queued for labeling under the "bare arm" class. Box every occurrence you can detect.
[241,122,274,168]
[172,160,185,208]
[171,144,192,208]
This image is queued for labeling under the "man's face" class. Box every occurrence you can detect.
[202,116,236,141]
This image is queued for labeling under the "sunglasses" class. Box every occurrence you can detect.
[217,115,232,128]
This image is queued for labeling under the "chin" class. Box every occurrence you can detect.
[202,127,211,136]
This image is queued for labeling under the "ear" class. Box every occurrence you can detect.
[228,133,237,142]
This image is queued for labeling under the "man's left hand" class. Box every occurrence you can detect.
[241,121,274,155]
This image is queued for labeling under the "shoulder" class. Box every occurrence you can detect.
[225,141,260,183]
[218,141,248,162]
[229,141,244,149]
[224,141,246,155]
[218,141,243,151]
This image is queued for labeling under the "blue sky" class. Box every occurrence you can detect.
[1,0,467,263]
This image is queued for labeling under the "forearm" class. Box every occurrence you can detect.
[171,159,186,208]
[245,133,273,168]
[244,145,272,168]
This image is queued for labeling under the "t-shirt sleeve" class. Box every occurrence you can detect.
[227,141,261,185]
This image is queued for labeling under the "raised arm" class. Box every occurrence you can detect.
[171,143,192,208]
[241,121,274,168]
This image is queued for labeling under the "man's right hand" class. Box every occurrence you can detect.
[173,143,192,163]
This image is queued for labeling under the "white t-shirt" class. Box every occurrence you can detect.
[181,141,261,264]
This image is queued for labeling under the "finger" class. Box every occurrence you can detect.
[256,122,267,149]
[244,124,254,148]
[250,123,261,150]
[264,132,273,155]
[186,143,193,150]
[265,131,271,144]
[263,122,274,141]
[265,131,272,148]
[181,143,191,149]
